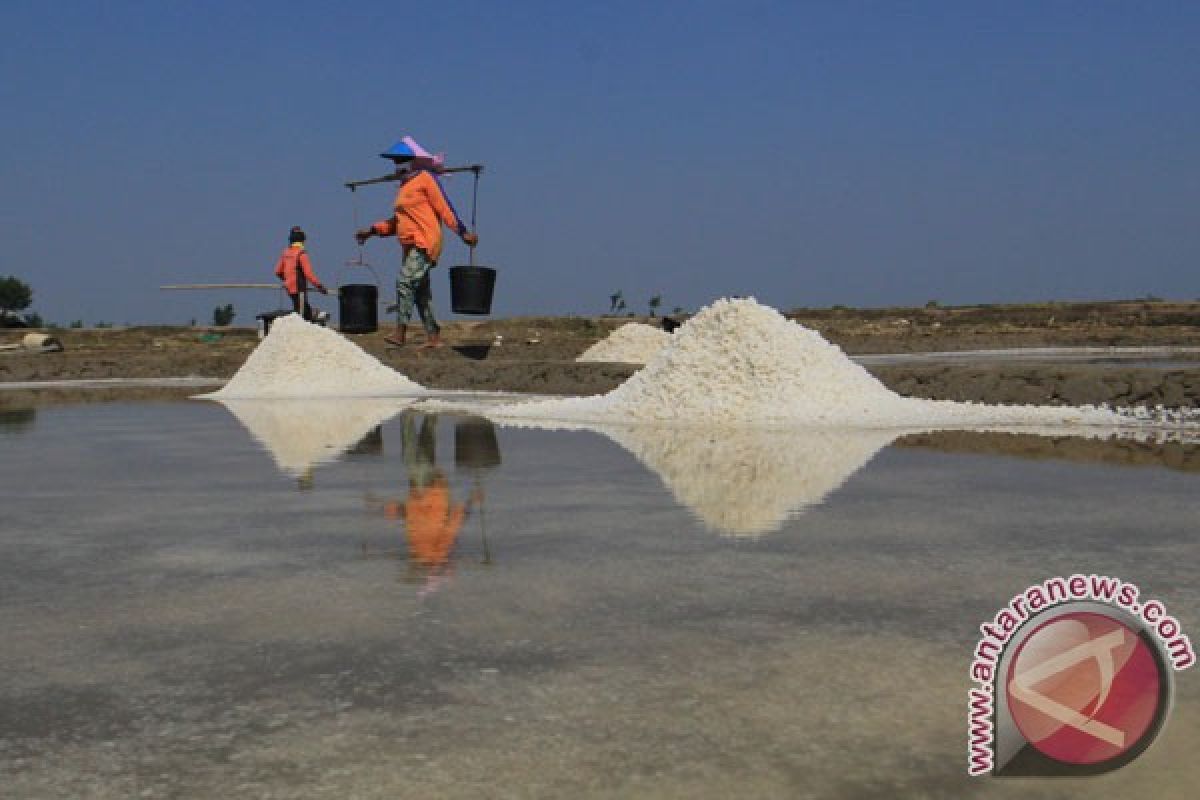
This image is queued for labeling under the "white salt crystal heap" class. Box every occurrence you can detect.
[577,322,671,364]
[489,297,1155,428]
[207,314,424,399]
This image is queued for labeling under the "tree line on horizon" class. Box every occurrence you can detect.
[0,274,243,329]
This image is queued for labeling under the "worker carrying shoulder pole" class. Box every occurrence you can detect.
[274,226,328,321]
[355,136,478,348]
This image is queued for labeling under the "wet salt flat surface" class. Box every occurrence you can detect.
[1,401,1198,799]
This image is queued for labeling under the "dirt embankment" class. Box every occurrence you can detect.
[789,299,1200,353]
[3,300,1200,407]
[872,366,1200,409]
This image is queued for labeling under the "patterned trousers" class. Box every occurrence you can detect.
[396,247,439,334]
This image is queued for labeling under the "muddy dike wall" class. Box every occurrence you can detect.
[400,361,641,396]
[0,348,255,383]
[870,365,1200,409]
[3,345,1200,409]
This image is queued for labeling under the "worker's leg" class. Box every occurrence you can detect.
[399,248,439,345]
[288,291,315,320]
[414,272,440,339]
[294,273,312,320]
[392,248,432,345]
[395,248,430,326]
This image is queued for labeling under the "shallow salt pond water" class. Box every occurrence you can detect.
[1,400,1198,799]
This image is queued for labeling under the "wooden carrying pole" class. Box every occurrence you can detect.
[160,283,281,290]
[344,164,483,191]
[160,283,386,300]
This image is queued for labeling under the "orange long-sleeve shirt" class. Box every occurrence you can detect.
[370,170,466,264]
[273,244,322,294]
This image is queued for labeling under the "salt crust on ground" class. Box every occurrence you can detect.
[577,323,671,365]
[206,314,424,399]
[488,298,1161,428]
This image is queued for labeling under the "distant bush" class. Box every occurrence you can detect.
[212,304,236,326]
[0,276,32,315]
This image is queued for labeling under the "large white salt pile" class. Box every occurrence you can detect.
[577,322,671,364]
[218,398,409,476]
[485,297,1141,428]
[605,425,896,536]
[206,314,424,399]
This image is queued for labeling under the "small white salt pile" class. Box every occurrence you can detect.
[486,297,1144,428]
[206,314,424,399]
[577,322,671,364]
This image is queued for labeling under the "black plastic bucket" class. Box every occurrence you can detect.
[449,266,497,315]
[339,284,378,333]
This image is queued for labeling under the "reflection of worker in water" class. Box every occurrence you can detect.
[274,226,328,321]
[380,412,481,588]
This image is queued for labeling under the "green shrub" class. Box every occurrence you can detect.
[212,304,236,326]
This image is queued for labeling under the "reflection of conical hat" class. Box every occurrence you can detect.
[380,135,446,170]
[217,398,409,477]
[604,426,898,536]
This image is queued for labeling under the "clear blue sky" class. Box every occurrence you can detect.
[2,1,1198,325]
